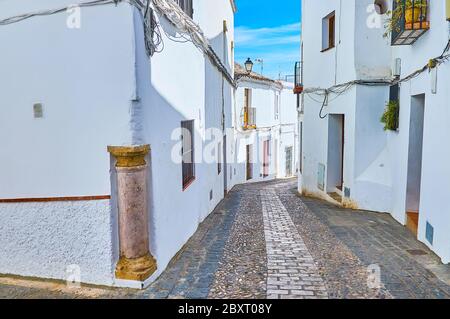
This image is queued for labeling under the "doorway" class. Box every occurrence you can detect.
[286,146,293,177]
[405,94,425,237]
[246,144,253,181]
[327,114,344,201]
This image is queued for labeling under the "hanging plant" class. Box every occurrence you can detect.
[381,100,400,131]
[383,0,428,38]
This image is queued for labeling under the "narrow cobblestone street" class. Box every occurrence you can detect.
[1,179,450,299]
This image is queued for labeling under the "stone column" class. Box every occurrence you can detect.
[107,145,156,282]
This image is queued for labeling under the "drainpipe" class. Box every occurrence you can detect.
[108,145,157,282]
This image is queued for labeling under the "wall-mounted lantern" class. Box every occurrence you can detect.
[245,58,254,73]
[374,0,388,15]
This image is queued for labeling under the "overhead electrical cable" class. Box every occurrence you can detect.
[304,39,450,119]
[0,0,235,87]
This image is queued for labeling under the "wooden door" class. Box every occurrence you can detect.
[246,144,252,180]
[263,140,270,177]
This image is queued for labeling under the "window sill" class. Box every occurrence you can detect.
[321,46,335,53]
[182,177,196,191]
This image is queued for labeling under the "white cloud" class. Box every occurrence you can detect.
[234,22,301,79]
[235,23,301,47]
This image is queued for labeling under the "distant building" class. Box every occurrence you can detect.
[233,63,299,184]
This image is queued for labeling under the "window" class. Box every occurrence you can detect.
[181,120,195,189]
[244,88,252,109]
[243,88,256,128]
[322,11,335,51]
[391,0,429,46]
[174,0,193,18]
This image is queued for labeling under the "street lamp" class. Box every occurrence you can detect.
[244,58,253,73]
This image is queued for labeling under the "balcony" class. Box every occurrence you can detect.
[293,61,303,94]
[242,107,256,130]
[391,0,429,45]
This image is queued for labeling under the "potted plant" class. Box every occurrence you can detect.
[384,0,427,37]
[381,100,400,131]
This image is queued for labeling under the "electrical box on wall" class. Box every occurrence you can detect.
[33,103,43,118]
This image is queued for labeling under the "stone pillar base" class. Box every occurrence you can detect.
[108,144,157,283]
[115,253,157,282]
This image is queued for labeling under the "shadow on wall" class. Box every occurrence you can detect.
[128,11,241,276]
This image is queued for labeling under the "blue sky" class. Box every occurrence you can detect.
[235,0,301,80]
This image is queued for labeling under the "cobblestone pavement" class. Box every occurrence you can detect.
[275,180,450,299]
[1,179,450,299]
[209,186,266,299]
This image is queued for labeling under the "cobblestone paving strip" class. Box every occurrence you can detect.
[138,188,242,299]
[261,187,328,299]
[209,185,267,299]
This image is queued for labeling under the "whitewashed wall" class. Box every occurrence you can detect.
[0,0,237,286]
[233,78,298,185]
[388,1,450,263]
[300,0,392,212]
[0,1,137,285]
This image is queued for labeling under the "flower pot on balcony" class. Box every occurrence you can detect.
[405,7,421,24]
[294,85,304,94]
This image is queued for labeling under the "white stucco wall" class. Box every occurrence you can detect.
[388,1,450,263]
[301,0,450,264]
[0,0,238,286]
[0,1,136,199]
[0,1,137,285]
[0,200,116,285]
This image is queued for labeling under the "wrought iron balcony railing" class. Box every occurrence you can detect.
[391,0,429,45]
[294,61,303,94]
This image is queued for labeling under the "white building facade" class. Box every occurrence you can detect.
[232,64,299,185]
[0,0,236,287]
[299,0,450,264]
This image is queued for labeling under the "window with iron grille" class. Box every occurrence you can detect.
[181,120,195,189]
[173,0,194,18]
